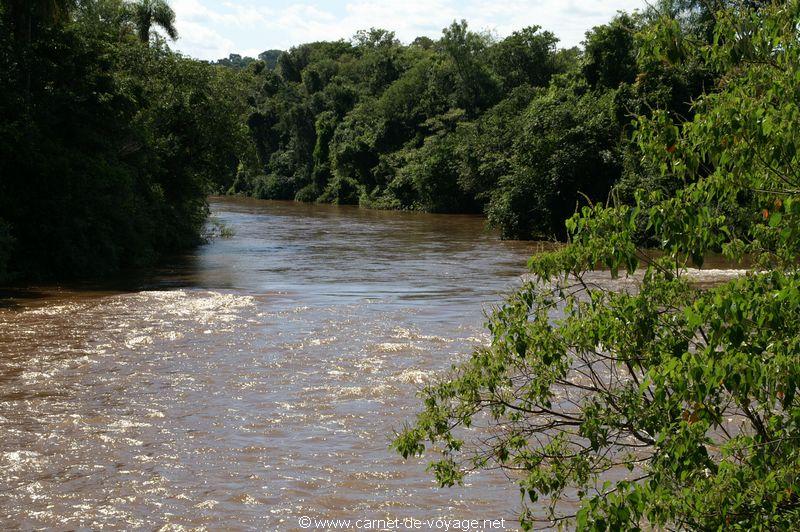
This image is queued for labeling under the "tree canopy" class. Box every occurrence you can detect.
[229,9,718,242]
[127,0,178,43]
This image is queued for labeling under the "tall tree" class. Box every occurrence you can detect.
[127,0,177,44]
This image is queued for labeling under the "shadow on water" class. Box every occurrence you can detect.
[0,256,201,310]
[0,289,49,310]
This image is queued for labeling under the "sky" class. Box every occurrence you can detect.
[171,0,649,61]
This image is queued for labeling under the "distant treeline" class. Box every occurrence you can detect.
[214,50,282,70]
[224,5,717,240]
[0,0,253,282]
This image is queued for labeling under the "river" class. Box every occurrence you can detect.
[0,197,549,529]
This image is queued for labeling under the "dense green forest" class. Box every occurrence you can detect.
[229,6,714,241]
[395,1,800,529]
[0,0,253,282]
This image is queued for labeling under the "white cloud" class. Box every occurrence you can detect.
[173,0,265,26]
[175,19,237,59]
[172,0,646,60]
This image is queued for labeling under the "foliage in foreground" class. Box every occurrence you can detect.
[394,2,800,529]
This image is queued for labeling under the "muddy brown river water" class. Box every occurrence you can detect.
[1,197,557,530]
